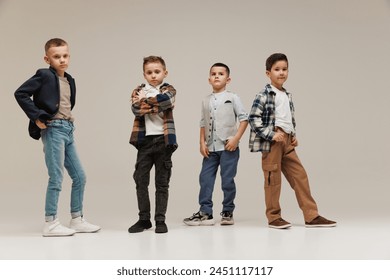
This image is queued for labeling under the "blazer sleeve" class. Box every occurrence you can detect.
[14,70,48,122]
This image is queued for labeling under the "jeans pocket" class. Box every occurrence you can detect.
[164,160,172,169]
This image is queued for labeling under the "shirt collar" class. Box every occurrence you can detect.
[266,84,288,95]
[144,83,162,91]
[212,89,228,95]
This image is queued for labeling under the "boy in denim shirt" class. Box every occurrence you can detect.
[184,63,248,226]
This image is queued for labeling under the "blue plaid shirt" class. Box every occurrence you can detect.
[248,84,296,152]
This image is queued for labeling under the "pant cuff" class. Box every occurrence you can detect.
[71,211,82,219]
[45,215,57,222]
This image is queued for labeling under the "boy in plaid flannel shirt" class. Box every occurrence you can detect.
[128,56,177,234]
[249,53,336,229]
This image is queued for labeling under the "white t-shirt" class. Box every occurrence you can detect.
[143,83,164,135]
[272,85,294,134]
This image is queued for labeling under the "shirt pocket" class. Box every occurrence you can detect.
[217,101,235,124]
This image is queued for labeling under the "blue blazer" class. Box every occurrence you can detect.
[14,67,76,140]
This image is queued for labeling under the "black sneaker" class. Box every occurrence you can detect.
[128,219,152,233]
[220,211,234,225]
[155,221,168,234]
[183,211,215,226]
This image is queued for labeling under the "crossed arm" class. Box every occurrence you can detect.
[131,84,176,117]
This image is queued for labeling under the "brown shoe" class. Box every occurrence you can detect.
[305,216,337,228]
[268,218,291,229]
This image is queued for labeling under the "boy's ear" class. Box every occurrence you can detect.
[265,70,270,78]
[44,55,50,65]
[164,70,168,77]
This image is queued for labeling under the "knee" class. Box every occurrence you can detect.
[134,168,150,186]
[74,170,86,187]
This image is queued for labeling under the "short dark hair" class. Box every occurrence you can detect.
[45,38,68,53]
[210,62,230,76]
[266,53,288,71]
[143,56,166,71]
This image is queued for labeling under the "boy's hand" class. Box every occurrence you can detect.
[132,89,146,103]
[225,137,239,151]
[272,131,286,142]
[200,142,209,158]
[137,89,146,100]
[35,119,47,129]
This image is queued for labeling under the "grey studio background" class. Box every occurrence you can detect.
[0,0,390,259]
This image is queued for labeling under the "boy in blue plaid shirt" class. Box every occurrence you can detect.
[249,53,336,229]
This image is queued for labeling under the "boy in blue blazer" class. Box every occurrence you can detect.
[15,38,100,237]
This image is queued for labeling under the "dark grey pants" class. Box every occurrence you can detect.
[133,135,175,222]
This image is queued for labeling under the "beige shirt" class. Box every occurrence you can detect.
[54,76,74,121]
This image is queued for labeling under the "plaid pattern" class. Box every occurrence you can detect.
[248,84,295,152]
[130,83,177,149]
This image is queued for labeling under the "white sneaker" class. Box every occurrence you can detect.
[69,216,101,233]
[43,219,76,237]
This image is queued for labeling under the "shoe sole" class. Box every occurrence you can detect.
[71,228,101,233]
[305,223,337,228]
[183,219,215,226]
[268,224,291,229]
[220,220,234,226]
[42,232,75,237]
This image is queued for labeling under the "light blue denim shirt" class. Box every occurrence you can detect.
[200,91,248,152]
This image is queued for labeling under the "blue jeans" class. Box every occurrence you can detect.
[41,120,86,220]
[199,148,239,215]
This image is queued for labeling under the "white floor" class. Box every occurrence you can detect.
[1,216,389,260]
